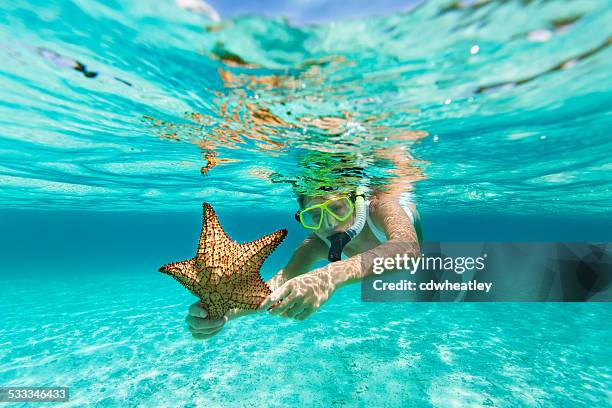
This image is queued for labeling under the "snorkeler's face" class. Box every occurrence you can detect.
[300,195,355,237]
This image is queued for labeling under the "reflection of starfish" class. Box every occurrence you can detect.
[159,203,287,319]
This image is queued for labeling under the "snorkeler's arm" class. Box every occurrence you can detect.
[265,233,328,291]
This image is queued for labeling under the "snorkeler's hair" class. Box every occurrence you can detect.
[297,187,366,208]
[297,186,334,207]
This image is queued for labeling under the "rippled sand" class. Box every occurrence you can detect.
[1,273,610,406]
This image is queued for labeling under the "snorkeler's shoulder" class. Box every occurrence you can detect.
[368,192,420,239]
[368,191,403,214]
[367,193,397,232]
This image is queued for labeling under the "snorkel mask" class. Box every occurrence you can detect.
[295,187,367,262]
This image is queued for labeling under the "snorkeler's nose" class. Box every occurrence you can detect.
[322,212,335,229]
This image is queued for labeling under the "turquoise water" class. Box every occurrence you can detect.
[1,0,612,406]
[1,0,611,213]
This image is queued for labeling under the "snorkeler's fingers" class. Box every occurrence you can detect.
[189,326,218,337]
[294,307,315,321]
[270,292,303,316]
[185,314,227,331]
[259,284,292,311]
[188,324,223,338]
[190,327,222,340]
[284,296,316,319]
[188,301,207,318]
[260,286,292,311]
[275,296,305,317]
[280,302,306,319]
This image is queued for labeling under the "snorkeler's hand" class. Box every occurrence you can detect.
[185,301,227,340]
[258,269,334,320]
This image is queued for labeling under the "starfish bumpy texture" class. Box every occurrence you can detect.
[159,203,287,319]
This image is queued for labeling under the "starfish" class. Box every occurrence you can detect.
[159,203,287,320]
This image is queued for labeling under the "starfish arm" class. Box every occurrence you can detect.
[240,229,288,264]
[158,258,203,298]
[224,228,287,282]
[196,202,240,266]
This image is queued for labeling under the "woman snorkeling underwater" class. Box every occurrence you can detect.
[185,183,423,340]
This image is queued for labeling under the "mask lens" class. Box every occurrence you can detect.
[300,207,323,229]
[326,197,352,220]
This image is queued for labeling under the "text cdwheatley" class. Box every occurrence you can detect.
[372,279,493,293]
